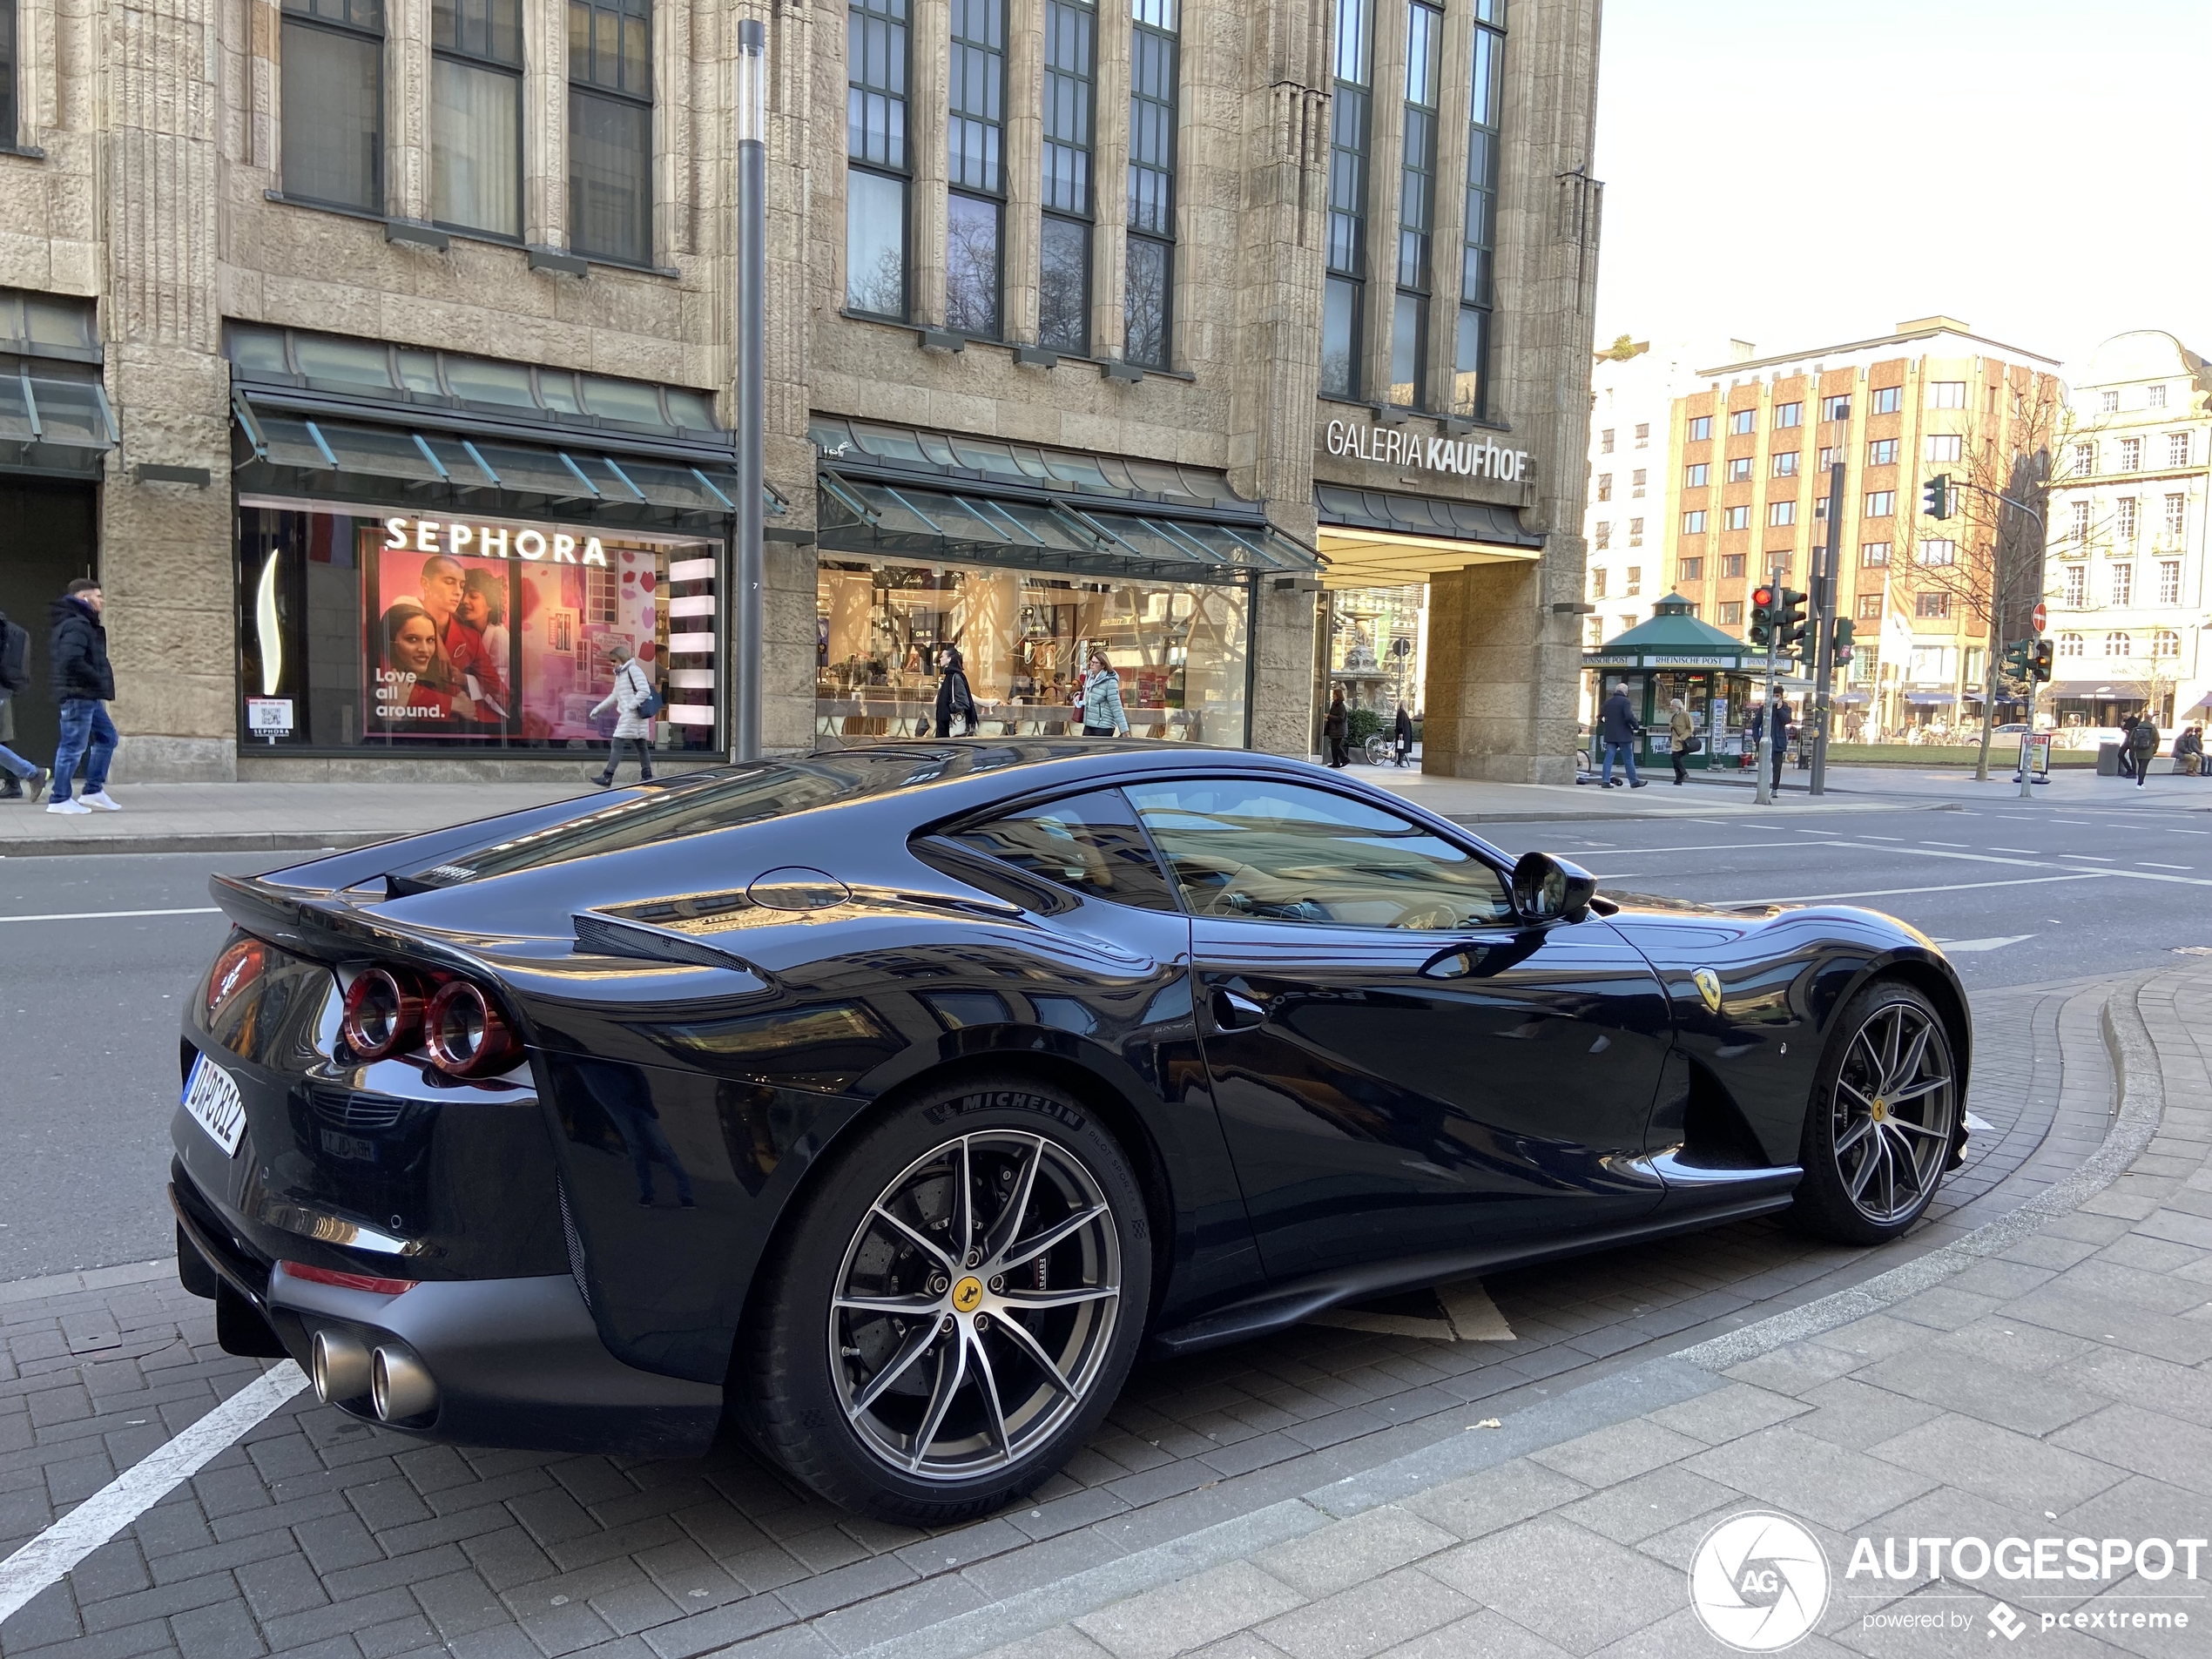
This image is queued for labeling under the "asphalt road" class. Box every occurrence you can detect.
[2,783,2204,1279]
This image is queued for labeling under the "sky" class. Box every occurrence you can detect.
[1591,0,2212,381]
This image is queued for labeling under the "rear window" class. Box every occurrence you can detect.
[948,789,1180,912]
[406,752,960,885]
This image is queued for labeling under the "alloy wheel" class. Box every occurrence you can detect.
[1830,999,1957,1226]
[828,1131,1122,1482]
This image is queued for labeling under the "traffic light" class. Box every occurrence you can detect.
[1923,474,1952,518]
[1749,584,1775,648]
[2031,638,2054,681]
[2003,637,2034,683]
[1831,617,1856,661]
[1775,587,1808,651]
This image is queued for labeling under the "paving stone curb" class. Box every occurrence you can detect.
[801,968,2164,1659]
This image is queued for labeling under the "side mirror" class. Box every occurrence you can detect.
[1510,851,1598,926]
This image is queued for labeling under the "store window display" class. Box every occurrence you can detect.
[816,560,1249,746]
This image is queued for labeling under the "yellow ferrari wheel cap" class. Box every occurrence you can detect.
[952,1276,984,1313]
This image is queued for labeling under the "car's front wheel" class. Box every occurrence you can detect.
[738,1077,1150,1524]
[1790,980,1960,1245]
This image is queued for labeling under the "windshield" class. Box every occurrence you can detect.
[404,751,961,885]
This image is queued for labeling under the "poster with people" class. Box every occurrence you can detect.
[365,543,516,739]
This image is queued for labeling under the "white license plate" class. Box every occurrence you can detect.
[182,1054,248,1156]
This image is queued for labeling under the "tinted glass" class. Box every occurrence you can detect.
[951,789,1177,912]
[1128,779,1510,930]
[280,20,382,212]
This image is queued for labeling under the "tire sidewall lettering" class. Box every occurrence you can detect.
[921,1089,1088,1134]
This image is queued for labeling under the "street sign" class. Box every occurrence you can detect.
[2020,732,2052,781]
[2032,602,2048,635]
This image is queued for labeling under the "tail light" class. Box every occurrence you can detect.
[206,936,266,1016]
[341,968,422,1059]
[425,980,519,1076]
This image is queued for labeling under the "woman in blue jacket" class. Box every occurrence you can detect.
[1076,651,1129,736]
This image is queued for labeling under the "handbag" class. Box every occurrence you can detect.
[1681,735,1703,753]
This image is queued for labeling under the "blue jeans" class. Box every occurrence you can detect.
[0,740,32,780]
[53,698,116,801]
[1601,740,1638,786]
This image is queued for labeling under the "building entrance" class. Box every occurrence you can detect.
[0,480,98,772]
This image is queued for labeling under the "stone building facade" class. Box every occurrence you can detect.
[0,0,1601,781]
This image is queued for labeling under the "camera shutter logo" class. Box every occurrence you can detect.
[1689,1512,1831,1652]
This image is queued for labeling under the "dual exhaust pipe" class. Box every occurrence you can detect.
[310,1328,437,1421]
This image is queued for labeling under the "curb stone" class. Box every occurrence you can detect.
[808,969,2161,1659]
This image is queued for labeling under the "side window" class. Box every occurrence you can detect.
[948,789,1180,912]
[1126,779,1511,930]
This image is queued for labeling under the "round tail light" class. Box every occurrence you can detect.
[425,980,518,1076]
[206,936,266,1017]
[341,968,422,1060]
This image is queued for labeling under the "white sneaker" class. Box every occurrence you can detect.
[46,799,91,814]
[79,791,121,811]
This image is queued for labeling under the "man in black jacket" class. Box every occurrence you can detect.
[1598,682,1646,788]
[47,578,120,813]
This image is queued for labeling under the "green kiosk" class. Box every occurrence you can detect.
[1582,594,1769,772]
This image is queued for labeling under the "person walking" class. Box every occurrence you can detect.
[1075,651,1129,736]
[46,578,118,814]
[1751,697,1792,792]
[934,644,978,737]
[0,606,48,801]
[2128,711,2159,787]
[1393,702,1414,767]
[1322,687,1350,767]
[589,642,656,786]
[1598,681,1645,788]
[1667,696,1696,786]
[2118,713,2139,779]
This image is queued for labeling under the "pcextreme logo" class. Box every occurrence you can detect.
[1689,1512,1831,1651]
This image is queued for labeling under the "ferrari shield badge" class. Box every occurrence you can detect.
[1693,968,1723,1014]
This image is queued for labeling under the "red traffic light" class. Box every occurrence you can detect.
[1750,585,1776,609]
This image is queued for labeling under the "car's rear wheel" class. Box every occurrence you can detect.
[738,1076,1150,1524]
[1790,980,1959,1244]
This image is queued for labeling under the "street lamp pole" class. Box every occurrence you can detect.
[733,18,767,764]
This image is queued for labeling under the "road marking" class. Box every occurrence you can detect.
[1857,834,1902,841]
[1919,841,1968,848]
[1932,934,2037,954]
[2139,862,2192,871]
[0,1361,308,1627]
[1723,873,2109,906]
[2063,854,2115,862]
[0,907,222,923]
[1988,846,2040,854]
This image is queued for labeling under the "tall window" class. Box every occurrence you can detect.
[2150,384,2168,408]
[2117,497,2138,543]
[432,0,523,238]
[2072,442,2096,476]
[1451,0,1502,416]
[1124,0,1176,367]
[1687,415,1710,441]
[2169,433,2191,468]
[1038,0,1095,354]
[2120,437,2142,471]
[2060,631,2082,657]
[2111,563,2133,606]
[569,0,651,264]
[2106,630,2131,655]
[1319,0,1372,398]
[2166,494,2186,540]
[946,0,1006,337]
[2062,564,2085,608]
[0,0,13,147]
[2068,500,2090,543]
[2160,561,2182,604]
[2155,629,2181,658]
[1871,386,1901,415]
[1388,0,1440,407]
[846,0,910,317]
[1860,542,1890,567]
[282,0,385,212]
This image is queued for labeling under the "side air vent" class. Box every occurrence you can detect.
[557,1181,590,1310]
[571,911,758,974]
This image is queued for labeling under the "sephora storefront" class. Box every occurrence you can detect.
[227,326,750,765]
[811,417,1316,747]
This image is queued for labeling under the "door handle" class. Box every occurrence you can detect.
[1211,988,1267,1031]
[1420,945,1484,980]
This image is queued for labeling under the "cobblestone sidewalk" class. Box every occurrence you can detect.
[912,966,2212,1659]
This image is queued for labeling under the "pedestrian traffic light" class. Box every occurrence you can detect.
[1831,617,1856,660]
[1749,585,1775,648]
[2031,638,2054,681]
[2003,637,2034,683]
[1774,587,1808,651]
[1923,474,1952,519]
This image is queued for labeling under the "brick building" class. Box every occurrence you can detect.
[1648,319,2060,740]
[0,0,1602,781]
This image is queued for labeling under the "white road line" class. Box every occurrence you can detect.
[1857,835,1902,841]
[0,907,222,923]
[1919,841,1968,848]
[0,1361,308,1627]
[1931,934,2037,954]
[2140,862,2192,870]
[2063,855,2115,862]
[1988,846,2040,854]
[1723,873,2110,906]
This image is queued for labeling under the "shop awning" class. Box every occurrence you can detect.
[1581,595,1767,671]
[1314,483,1542,588]
[1904,691,1961,705]
[2044,679,2143,700]
[817,469,1312,584]
[232,390,779,531]
[0,357,117,480]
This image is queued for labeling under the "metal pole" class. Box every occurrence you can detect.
[2019,678,2037,799]
[1810,457,1845,794]
[1755,556,1778,806]
[733,17,767,763]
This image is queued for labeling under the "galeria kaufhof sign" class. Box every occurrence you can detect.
[1323,419,1533,483]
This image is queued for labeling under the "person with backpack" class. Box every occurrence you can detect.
[47,578,119,813]
[934,644,978,737]
[2128,711,2160,788]
[0,607,48,801]
[588,641,658,786]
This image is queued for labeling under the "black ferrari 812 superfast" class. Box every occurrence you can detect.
[172,742,1966,1521]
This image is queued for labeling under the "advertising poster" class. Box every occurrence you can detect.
[364,540,516,740]
[513,548,660,742]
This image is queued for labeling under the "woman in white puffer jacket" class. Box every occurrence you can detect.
[590,642,655,786]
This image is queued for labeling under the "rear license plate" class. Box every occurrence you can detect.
[182,1054,247,1156]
